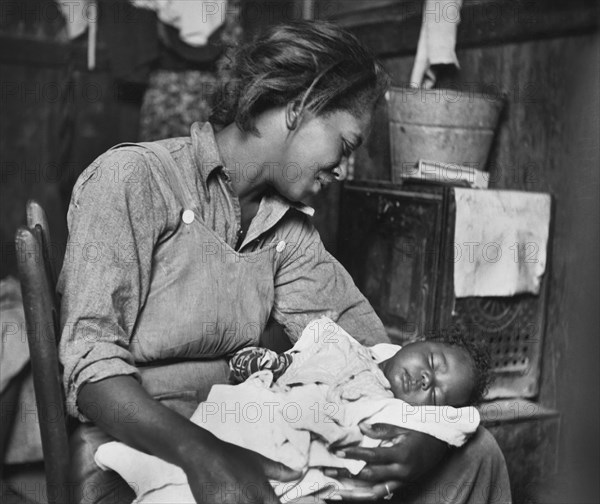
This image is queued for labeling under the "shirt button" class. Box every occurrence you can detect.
[182,210,195,224]
[276,240,286,253]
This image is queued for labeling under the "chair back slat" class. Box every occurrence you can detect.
[32,225,61,344]
[26,199,58,297]
[16,219,70,504]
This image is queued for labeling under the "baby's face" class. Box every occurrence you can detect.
[380,341,475,407]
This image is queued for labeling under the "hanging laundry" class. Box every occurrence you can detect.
[55,0,97,69]
[410,0,463,89]
[453,188,552,297]
[133,0,228,47]
[56,0,90,40]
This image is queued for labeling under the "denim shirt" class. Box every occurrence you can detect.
[58,122,389,420]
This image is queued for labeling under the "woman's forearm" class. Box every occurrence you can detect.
[77,375,217,471]
[78,375,300,504]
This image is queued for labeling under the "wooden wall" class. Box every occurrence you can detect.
[0,0,147,279]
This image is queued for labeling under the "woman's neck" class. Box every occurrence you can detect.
[215,121,275,206]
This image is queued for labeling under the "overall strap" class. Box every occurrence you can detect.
[110,142,197,212]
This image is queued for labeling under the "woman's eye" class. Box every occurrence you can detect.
[342,141,352,158]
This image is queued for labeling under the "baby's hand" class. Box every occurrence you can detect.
[229,346,293,383]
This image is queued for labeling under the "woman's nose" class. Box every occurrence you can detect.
[332,157,349,181]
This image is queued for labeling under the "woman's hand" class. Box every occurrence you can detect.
[327,423,448,501]
[182,433,302,504]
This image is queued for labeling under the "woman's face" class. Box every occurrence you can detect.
[273,108,372,202]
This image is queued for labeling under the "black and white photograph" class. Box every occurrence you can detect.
[1,1,598,503]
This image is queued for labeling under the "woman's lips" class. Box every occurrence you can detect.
[316,171,335,187]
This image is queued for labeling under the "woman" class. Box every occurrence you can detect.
[58,21,510,504]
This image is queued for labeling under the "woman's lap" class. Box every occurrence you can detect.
[69,423,135,504]
[68,358,510,504]
[69,359,231,504]
[70,426,510,504]
[397,427,511,504]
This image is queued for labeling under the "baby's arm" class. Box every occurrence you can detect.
[229,346,293,383]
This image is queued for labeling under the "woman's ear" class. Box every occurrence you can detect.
[285,101,302,131]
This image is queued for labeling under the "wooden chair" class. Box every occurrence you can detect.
[15,200,70,504]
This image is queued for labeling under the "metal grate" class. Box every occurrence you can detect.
[452,292,547,398]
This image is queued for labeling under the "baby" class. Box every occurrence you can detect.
[94,318,492,503]
[230,320,492,409]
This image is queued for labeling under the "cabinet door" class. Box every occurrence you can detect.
[338,183,448,343]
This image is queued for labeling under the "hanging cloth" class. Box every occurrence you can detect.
[133,0,228,47]
[410,0,463,89]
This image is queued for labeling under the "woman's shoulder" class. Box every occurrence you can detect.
[72,136,193,196]
[275,206,320,245]
[68,143,185,228]
[71,147,144,201]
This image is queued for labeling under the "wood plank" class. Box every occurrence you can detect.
[0,35,109,69]
[327,0,599,57]
[0,36,68,66]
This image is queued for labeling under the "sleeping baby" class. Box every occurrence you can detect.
[94,317,492,503]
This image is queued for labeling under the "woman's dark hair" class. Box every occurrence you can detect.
[210,20,390,134]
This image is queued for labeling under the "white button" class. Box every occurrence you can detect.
[276,240,286,253]
[182,210,195,224]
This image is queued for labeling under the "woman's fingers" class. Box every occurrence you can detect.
[338,445,400,464]
[359,422,411,440]
[323,467,353,479]
[356,464,405,482]
[324,464,404,483]
[258,453,304,482]
[334,479,402,501]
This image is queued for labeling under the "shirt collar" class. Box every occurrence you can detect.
[240,191,314,249]
[190,121,315,218]
[266,192,315,217]
[190,121,224,181]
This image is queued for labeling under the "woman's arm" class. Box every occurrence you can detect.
[78,376,300,504]
[272,213,390,346]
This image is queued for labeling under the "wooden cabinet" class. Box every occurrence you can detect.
[338,181,455,339]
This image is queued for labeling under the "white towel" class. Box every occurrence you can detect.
[410,0,463,88]
[133,0,227,46]
[453,188,552,297]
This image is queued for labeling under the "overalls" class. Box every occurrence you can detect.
[69,140,288,504]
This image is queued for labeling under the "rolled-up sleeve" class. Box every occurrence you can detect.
[272,213,390,346]
[58,148,170,421]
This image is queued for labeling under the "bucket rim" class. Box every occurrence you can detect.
[386,85,507,105]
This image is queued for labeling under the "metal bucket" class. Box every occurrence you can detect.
[387,87,504,183]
